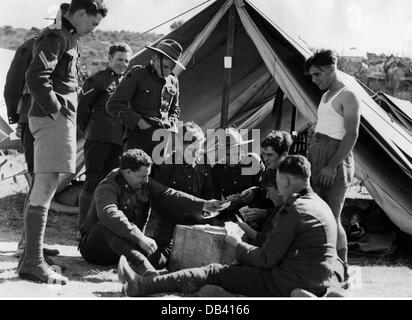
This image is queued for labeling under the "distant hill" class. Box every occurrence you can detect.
[0,25,163,79]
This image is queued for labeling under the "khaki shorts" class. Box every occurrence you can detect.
[308,132,355,187]
[308,132,355,218]
[29,113,76,174]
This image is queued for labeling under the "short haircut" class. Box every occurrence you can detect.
[261,131,293,155]
[304,49,338,74]
[109,42,132,56]
[68,0,108,17]
[278,155,311,179]
[261,169,277,188]
[181,121,205,145]
[120,149,152,171]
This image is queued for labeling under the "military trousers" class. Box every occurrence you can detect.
[79,221,170,270]
[124,126,172,161]
[83,140,123,193]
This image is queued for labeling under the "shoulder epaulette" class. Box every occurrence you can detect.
[91,69,106,80]
[123,65,145,80]
[130,64,145,71]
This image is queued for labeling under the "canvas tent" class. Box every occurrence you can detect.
[129,0,412,234]
[373,91,412,134]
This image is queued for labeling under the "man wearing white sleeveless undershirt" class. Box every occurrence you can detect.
[305,49,361,282]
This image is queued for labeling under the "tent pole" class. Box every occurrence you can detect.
[290,105,297,134]
[273,87,284,130]
[220,6,236,128]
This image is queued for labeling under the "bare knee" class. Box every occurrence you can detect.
[29,173,59,206]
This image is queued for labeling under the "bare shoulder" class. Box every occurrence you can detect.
[340,89,359,104]
[337,89,361,112]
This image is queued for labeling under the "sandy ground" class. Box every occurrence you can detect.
[1,154,412,299]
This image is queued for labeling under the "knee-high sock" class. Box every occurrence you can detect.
[24,205,48,264]
[17,188,32,250]
[78,189,93,228]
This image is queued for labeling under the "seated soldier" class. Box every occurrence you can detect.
[240,131,293,227]
[209,127,264,221]
[78,149,225,274]
[237,170,286,246]
[145,121,215,265]
[118,155,344,297]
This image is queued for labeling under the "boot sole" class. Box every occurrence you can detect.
[19,272,68,285]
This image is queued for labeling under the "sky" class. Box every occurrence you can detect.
[0,0,411,57]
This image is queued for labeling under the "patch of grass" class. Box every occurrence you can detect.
[45,210,78,246]
[0,193,26,230]
[0,191,78,246]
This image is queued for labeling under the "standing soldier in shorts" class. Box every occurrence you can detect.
[77,43,132,229]
[4,3,70,262]
[19,0,108,285]
[305,49,361,280]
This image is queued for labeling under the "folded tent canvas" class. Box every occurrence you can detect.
[129,0,412,234]
[373,91,412,134]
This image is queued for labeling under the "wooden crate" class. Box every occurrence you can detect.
[169,225,237,271]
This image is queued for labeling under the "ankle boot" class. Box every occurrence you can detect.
[129,255,159,277]
[104,229,159,276]
[118,256,210,296]
[18,258,69,285]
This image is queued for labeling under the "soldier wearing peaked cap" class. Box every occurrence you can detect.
[77,43,132,230]
[19,0,108,285]
[118,155,345,297]
[106,39,185,158]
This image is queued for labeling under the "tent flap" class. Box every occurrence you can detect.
[127,0,412,234]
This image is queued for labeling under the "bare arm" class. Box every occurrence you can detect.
[328,91,361,168]
[319,91,360,188]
